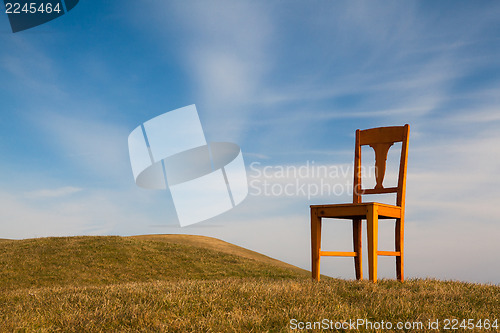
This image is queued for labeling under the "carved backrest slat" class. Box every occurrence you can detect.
[353,124,410,208]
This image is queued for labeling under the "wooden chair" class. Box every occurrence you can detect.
[311,124,409,282]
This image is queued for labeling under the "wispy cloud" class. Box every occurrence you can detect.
[137,0,274,142]
[24,186,82,199]
[32,111,131,184]
[0,36,67,102]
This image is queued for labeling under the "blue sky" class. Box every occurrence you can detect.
[1,1,500,284]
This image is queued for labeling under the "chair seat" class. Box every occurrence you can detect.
[310,202,402,220]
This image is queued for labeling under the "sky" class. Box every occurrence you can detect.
[1,0,500,284]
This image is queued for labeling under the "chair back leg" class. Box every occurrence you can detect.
[395,218,404,281]
[352,218,363,280]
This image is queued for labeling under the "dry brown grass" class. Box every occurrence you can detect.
[0,236,498,332]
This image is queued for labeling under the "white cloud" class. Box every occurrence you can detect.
[0,190,113,239]
[0,187,168,240]
[24,186,82,199]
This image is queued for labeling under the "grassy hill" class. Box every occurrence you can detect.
[0,235,499,332]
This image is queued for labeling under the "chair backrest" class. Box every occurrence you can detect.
[353,124,410,208]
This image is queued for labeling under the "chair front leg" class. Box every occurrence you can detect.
[311,208,322,281]
[367,205,379,282]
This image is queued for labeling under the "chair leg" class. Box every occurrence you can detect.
[352,219,363,280]
[395,218,404,281]
[367,205,379,282]
[311,209,322,281]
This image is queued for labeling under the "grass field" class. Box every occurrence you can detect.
[0,235,498,332]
